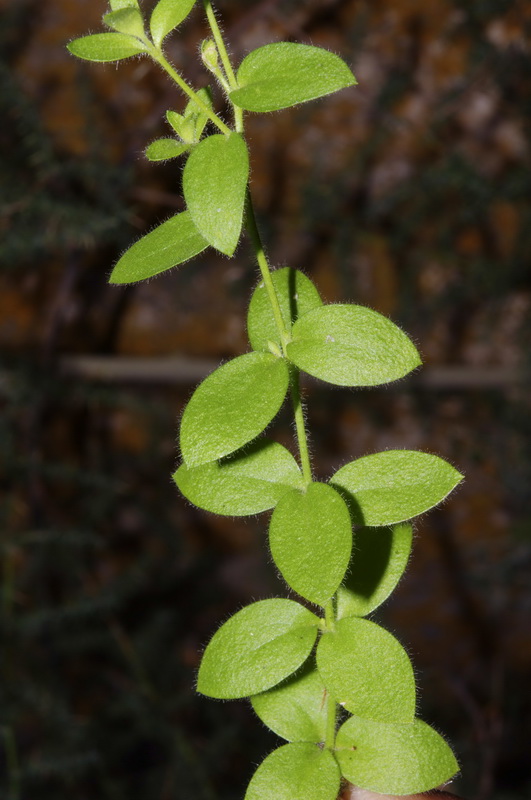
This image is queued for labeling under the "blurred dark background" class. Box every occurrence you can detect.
[1,0,530,798]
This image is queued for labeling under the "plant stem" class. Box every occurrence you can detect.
[325,691,338,751]
[202,0,244,133]
[149,47,232,136]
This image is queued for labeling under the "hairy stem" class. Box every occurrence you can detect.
[202,1,244,133]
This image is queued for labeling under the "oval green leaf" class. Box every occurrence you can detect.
[330,450,464,526]
[316,617,416,723]
[197,599,319,699]
[145,138,190,161]
[183,133,249,256]
[174,439,304,516]
[67,33,147,62]
[245,743,340,800]
[248,267,322,352]
[103,8,145,38]
[109,211,208,284]
[337,523,413,619]
[231,43,357,113]
[251,662,328,743]
[150,0,196,48]
[269,483,352,606]
[335,716,459,795]
[180,352,289,466]
[286,304,421,387]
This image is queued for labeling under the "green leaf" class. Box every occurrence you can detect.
[174,439,305,516]
[103,8,145,38]
[180,352,289,466]
[110,0,139,10]
[251,662,328,743]
[197,599,319,699]
[316,617,416,722]
[245,743,340,800]
[337,523,413,619]
[330,450,464,526]
[269,483,352,606]
[109,211,208,284]
[67,33,147,62]
[335,716,458,795]
[183,87,213,142]
[150,0,196,48]
[231,43,357,113]
[286,305,421,387]
[183,133,249,256]
[145,138,190,161]
[248,268,322,352]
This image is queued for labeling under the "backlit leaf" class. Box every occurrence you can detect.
[286,304,421,387]
[109,211,208,284]
[183,133,249,256]
[337,523,413,618]
[251,662,328,743]
[330,450,463,526]
[67,33,147,62]
[197,599,319,699]
[231,43,356,113]
[335,716,458,795]
[248,267,322,352]
[245,743,340,800]
[174,439,304,516]
[103,8,145,38]
[316,617,416,722]
[150,0,196,48]
[180,352,289,466]
[269,482,352,605]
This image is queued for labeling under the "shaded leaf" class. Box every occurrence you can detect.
[231,43,356,113]
[316,617,416,722]
[336,716,458,795]
[150,0,196,47]
[286,304,421,387]
[183,133,249,256]
[180,352,289,466]
[269,482,352,605]
[330,450,463,526]
[251,662,328,743]
[197,599,319,699]
[144,138,190,161]
[174,439,304,516]
[337,523,413,618]
[67,33,147,62]
[245,743,340,800]
[248,267,322,352]
[109,211,208,284]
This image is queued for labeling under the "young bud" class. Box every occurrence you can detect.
[201,38,219,73]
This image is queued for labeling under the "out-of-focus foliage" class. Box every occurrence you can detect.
[1,0,530,799]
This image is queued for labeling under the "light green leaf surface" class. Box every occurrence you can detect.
[251,662,328,743]
[109,211,208,284]
[67,33,147,62]
[247,267,322,352]
[103,8,145,38]
[316,617,416,722]
[335,716,459,795]
[331,450,464,526]
[231,43,356,113]
[286,304,421,387]
[183,133,249,256]
[180,352,289,466]
[197,599,319,699]
[110,0,139,10]
[269,483,352,605]
[150,0,196,47]
[337,523,413,619]
[245,743,340,800]
[174,439,304,516]
[145,138,190,161]
[182,87,213,142]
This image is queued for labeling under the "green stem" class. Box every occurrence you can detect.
[324,691,338,750]
[202,0,244,133]
[149,47,232,136]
